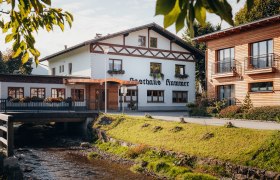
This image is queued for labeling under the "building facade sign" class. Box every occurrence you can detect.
[129,78,189,86]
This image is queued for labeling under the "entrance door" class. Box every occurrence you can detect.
[218,85,235,105]
[95,89,108,110]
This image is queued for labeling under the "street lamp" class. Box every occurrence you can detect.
[102,46,110,114]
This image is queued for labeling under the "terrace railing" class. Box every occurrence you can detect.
[211,60,239,75]
[0,99,88,112]
[245,53,277,71]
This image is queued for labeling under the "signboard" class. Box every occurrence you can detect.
[130,78,189,87]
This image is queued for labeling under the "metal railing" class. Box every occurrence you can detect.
[0,99,88,112]
[245,53,277,70]
[211,60,237,74]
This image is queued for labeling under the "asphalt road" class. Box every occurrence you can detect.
[110,111,280,130]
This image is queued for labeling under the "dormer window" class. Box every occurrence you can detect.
[150,37,158,48]
[138,36,146,47]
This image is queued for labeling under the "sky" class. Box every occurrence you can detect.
[0,0,246,59]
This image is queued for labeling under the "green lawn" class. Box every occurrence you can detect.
[96,114,280,172]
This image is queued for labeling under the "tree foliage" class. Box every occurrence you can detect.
[155,0,255,36]
[0,49,33,75]
[182,22,221,90]
[0,0,73,64]
[235,0,280,25]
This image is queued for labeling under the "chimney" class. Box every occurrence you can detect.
[95,33,102,38]
[64,45,67,49]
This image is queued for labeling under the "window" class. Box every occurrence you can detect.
[71,89,84,101]
[8,87,24,99]
[52,68,56,75]
[51,88,65,99]
[109,59,122,71]
[150,37,157,48]
[30,88,45,98]
[250,82,273,92]
[217,47,235,73]
[150,63,161,74]
[173,91,188,103]
[59,65,64,73]
[147,90,164,103]
[68,63,72,75]
[123,89,137,102]
[175,65,185,75]
[250,39,273,68]
[138,36,146,47]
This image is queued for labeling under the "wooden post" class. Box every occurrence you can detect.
[7,120,14,157]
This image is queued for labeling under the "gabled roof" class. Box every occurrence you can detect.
[193,14,280,42]
[41,23,204,61]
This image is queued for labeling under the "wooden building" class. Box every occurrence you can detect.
[194,15,280,106]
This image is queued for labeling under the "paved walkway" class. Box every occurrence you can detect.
[109,111,280,130]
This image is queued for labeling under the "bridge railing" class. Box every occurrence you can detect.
[0,99,88,112]
[0,114,13,157]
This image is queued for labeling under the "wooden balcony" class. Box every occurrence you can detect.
[244,53,278,75]
[211,60,239,78]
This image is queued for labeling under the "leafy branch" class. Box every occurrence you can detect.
[155,0,254,36]
[0,0,73,64]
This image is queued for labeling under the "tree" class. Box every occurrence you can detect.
[235,0,280,25]
[0,0,73,64]
[0,49,33,75]
[155,0,255,36]
[182,22,221,91]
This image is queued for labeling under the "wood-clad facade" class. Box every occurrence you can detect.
[195,15,280,107]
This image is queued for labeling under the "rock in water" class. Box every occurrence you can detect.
[80,142,91,148]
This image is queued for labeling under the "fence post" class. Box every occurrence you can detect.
[4,100,7,113]
[7,120,14,156]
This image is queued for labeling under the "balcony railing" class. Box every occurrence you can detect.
[211,60,239,77]
[245,53,277,73]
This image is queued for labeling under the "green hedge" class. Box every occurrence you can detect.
[245,106,280,122]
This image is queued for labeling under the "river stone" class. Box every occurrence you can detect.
[265,171,278,179]
[3,156,18,169]
[80,142,91,148]
[23,165,33,172]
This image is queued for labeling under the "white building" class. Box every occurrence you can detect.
[0,23,203,112]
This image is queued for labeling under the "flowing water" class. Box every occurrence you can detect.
[14,124,154,180]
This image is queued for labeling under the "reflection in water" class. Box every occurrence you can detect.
[14,124,153,180]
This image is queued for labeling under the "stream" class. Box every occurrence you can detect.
[13,123,154,180]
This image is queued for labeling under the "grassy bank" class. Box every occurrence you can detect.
[95,114,280,172]
[95,141,217,179]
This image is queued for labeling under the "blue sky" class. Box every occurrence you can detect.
[0,0,245,58]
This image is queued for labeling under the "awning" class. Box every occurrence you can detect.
[64,77,139,86]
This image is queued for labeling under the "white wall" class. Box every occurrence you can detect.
[91,53,195,110]
[48,46,91,77]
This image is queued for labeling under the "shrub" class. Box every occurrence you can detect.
[130,163,145,173]
[21,96,31,102]
[126,144,149,159]
[189,107,209,117]
[245,106,280,122]
[167,166,192,178]
[147,161,170,173]
[219,105,242,118]
[206,106,217,114]
[31,96,44,102]
[242,92,253,112]
[187,103,196,108]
